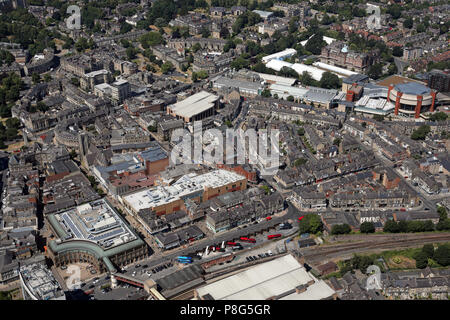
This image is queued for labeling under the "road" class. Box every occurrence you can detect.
[77,202,303,295]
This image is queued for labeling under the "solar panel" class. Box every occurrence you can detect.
[91,227,124,242]
[62,213,83,239]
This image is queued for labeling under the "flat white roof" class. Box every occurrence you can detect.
[123,170,245,211]
[113,78,129,86]
[266,59,293,72]
[313,61,358,77]
[291,63,325,81]
[85,69,109,77]
[169,91,219,119]
[356,96,395,111]
[269,84,308,98]
[94,83,112,92]
[196,254,335,300]
[257,73,297,86]
[262,48,297,64]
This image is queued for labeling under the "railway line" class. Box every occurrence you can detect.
[302,233,450,263]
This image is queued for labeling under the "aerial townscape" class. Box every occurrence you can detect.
[0,0,449,306]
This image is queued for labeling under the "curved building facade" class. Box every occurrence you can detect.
[45,199,148,273]
[388,82,436,118]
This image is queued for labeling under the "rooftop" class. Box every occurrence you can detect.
[123,170,246,212]
[394,82,431,95]
[169,91,219,119]
[48,199,137,250]
[195,254,335,300]
[20,263,65,300]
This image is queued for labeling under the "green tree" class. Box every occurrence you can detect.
[403,17,413,29]
[261,89,271,98]
[392,46,403,57]
[139,32,164,48]
[422,244,435,259]
[414,251,428,269]
[299,71,316,86]
[360,221,375,234]
[31,72,41,84]
[293,158,307,166]
[298,214,323,235]
[305,33,326,55]
[331,224,352,235]
[429,112,448,122]
[411,125,431,140]
[160,61,174,74]
[367,63,383,80]
[383,220,400,233]
[438,206,448,221]
[192,43,202,53]
[191,72,198,82]
[387,4,402,19]
[433,244,450,266]
[126,47,137,60]
[319,72,340,89]
[436,219,450,231]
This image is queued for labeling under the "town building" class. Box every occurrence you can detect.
[121,169,247,217]
[194,254,336,300]
[46,199,148,273]
[387,82,436,118]
[167,91,219,123]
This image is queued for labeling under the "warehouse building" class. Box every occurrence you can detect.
[167,91,219,123]
[194,254,336,300]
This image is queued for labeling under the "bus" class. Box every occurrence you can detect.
[178,259,193,264]
[177,256,193,261]
[240,237,256,243]
[267,234,282,240]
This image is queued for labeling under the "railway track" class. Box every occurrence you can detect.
[302,233,450,261]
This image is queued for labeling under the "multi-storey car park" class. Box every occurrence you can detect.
[45,198,148,274]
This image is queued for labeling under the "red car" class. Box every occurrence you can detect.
[266,216,272,221]
[267,234,282,240]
